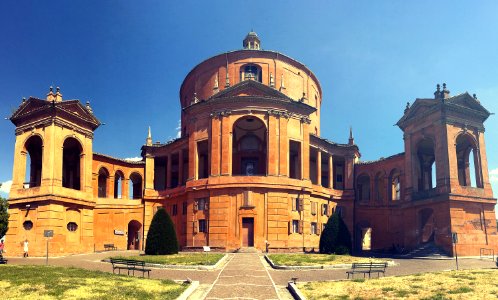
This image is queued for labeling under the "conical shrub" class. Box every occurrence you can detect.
[145,207,179,255]
[319,212,352,254]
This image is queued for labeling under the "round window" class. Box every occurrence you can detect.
[67,222,78,232]
[23,220,33,230]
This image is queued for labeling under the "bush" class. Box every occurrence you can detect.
[0,190,8,239]
[145,208,179,255]
[319,212,352,254]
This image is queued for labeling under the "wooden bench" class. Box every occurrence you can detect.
[104,243,117,251]
[110,258,151,278]
[346,262,387,279]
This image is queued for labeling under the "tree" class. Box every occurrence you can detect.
[145,207,179,255]
[0,185,8,239]
[319,212,352,255]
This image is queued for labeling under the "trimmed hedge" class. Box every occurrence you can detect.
[145,208,179,255]
[319,212,352,254]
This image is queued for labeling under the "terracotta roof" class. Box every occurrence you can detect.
[93,152,145,165]
[356,152,405,165]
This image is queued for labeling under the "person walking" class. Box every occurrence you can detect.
[23,239,29,257]
[0,239,4,257]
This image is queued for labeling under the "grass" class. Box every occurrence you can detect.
[0,265,187,300]
[111,253,225,265]
[298,269,498,300]
[267,253,382,266]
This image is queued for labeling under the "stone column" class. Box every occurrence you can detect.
[178,149,184,185]
[210,115,221,176]
[316,150,322,186]
[302,117,311,180]
[166,154,172,189]
[279,115,289,177]
[328,154,334,189]
[220,113,232,176]
[267,112,278,176]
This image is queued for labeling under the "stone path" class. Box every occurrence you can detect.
[204,253,279,300]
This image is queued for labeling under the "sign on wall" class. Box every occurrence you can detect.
[44,230,54,238]
[114,230,125,236]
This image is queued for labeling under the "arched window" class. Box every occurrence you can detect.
[62,138,82,190]
[24,136,43,188]
[129,172,143,199]
[456,134,482,187]
[356,174,371,203]
[114,171,124,199]
[240,64,262,82]
[98,167,109,198]
[389,169,401,201]
[232,116,267,176]
[415,138,436,191]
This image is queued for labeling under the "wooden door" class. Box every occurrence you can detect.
[242,218,254,247]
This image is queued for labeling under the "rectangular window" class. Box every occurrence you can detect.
[196,198,208,211]
[311,202,317,215]
[311,222,317,235]
[322,204,329,216]
[182,202,187,215]
[292,220,299,233]
[172,204,178,216]
[198,219,207,233]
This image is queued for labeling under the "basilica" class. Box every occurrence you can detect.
[6,32,497,256]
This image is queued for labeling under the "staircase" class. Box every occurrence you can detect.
[399,242,450,259]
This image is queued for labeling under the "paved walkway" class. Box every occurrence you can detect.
[4,251,497,299]
[204,253,279,300]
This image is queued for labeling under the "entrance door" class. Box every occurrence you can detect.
[127,220,142,250]
[242,218,254,247]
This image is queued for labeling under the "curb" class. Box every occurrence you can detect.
[102,253,230,270]
[287,281,307,300]
[176,280,199,300]
[264,255,396,270]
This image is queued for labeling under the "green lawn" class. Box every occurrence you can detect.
[298,269,498,299]
[112,253,225,265]
[0,265,187,300]
[267,253,382,266]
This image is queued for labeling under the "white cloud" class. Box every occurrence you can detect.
[176,119,181,138]
[490,168,498,182]
[124,157,142,162]
[0,180,12,195]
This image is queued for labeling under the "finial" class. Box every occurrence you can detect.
[473,93,477,99]
[192,92,199,104]
[146,126,152,146]
[404,101,410,114]
[22,97,26,103]
[348,126,354,145]
[85,101,93,113]
[56,86,60,93]
[49,86,53,92]
[442,83,447,91]
[434,83,441,99]
[270,72,274,88]
[436,84,440,92]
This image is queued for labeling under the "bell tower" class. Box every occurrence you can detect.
[397,84,496,255]
[7,87,100,255]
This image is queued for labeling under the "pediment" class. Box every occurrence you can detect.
[210,79,292,101]
[447,92,490,115]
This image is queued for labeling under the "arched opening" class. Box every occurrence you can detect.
[356,174,370,203]
[418,208,435,243]
[127,220,142,250]
[389,169,401,201]
[232,116,267,176]
[129,172,142,199]
[98,167,109,198]
[374,172,383,203]
[456,134,481,187]
[24,135,43,188]
[62,137,82,190]
[240,64,262,82]
[114,171,124,199]
[415,138,436,191]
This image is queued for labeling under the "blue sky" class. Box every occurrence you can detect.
[1,1,498,202]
